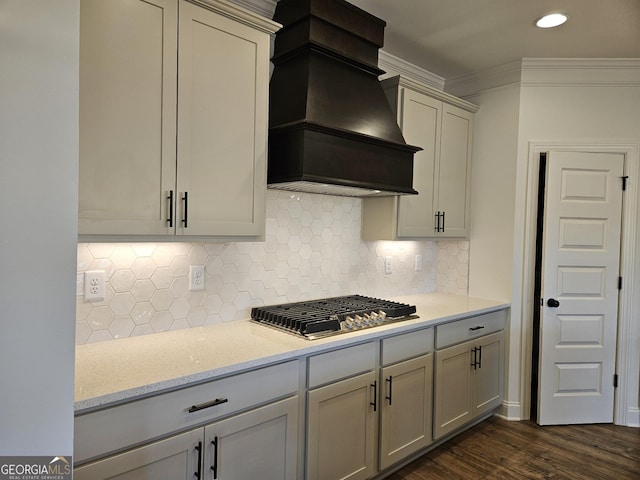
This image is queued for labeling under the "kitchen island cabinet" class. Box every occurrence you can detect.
[78,0,278,240]
[362,75,477,239]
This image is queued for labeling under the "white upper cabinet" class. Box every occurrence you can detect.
[362,75,477,240]
[79,0,177,236]
[79,0,279,239]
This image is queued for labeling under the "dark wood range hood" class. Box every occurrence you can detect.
[267,0,421,197]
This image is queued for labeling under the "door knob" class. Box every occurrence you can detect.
[546,298,560,308]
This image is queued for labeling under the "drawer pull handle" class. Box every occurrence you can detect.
[188,397,228,413]
[386,376,393,405]
[182,191,189,228]
[370,381,377,412]
[167,190,174,228]
[211,436,219,479]
[469,325,485,331]
[194,441,202,480]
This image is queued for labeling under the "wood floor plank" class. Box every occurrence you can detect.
[386,417,640,480]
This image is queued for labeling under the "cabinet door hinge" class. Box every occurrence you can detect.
[614,374,619,388]
[618,277,623,290]
[622,176,629,191]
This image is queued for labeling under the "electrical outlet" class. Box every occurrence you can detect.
[189,265,205,291]
[84,270,105,301]
[415,254,423,272]
[384,256,392,276]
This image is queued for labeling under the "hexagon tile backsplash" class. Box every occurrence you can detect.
[76,190,469,344]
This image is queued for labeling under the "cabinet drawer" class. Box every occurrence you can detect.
[381,327,434,366]
[75,360,300,464]
[435,309,507,349]
[308,342,376,388]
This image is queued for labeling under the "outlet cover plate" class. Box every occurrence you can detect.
[84,270,105,301]
[189,265,205,291]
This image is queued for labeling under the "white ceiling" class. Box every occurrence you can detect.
[348,0,640,79]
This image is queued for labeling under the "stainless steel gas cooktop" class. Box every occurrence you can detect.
[250,295,418,340]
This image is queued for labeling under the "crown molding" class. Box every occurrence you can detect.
[445,60,523,98]
[385,75,478,113]
[378,50,446,91]
[226,0,277,19]
[521,58,640,87]
[445,58,640,97]
[192,0,280,33]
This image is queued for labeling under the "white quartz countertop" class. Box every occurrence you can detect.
[75,293,509,413]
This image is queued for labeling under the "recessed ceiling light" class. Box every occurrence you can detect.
[535,13,568,28]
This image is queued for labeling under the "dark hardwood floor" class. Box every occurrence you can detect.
[386,416,640,480]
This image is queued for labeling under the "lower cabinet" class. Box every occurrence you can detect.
[433,330,505,439]
[306,371,377,480]
[306,330,435,480]
[203,397,299,480]
[74,309,508,480]
[75,396,299,480]
[74,429,202,480]
[379,353,433,470]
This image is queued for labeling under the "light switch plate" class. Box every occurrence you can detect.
[384,256,392,276]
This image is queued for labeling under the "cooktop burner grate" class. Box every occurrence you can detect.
[251,295,418,339]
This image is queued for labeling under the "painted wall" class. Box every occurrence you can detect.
[465,82,523,419]
[0,0,78,454]
[467,83,521,301]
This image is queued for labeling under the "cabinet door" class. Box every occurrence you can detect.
[177,0,268,236]
[433,341,473,439]
[203,397,298,480]
[74,429,202,480]
[437,103,473,237]
[79,0,177,235]
[307,371,377,480]
[396,89,441,237]
[379,354,433,470]
[473,331,505,417]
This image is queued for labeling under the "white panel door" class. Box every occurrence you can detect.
[538,151,624,425]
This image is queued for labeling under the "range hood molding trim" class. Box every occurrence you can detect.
[270,120,423,153]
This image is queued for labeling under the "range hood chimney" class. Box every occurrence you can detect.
[267,0,421,197]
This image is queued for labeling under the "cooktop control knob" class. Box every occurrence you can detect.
[343,316,354,330]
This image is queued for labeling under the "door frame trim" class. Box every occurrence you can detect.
[518,141,639,426]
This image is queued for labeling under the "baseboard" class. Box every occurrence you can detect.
[495,400,522,421]
[624,407,640,427]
